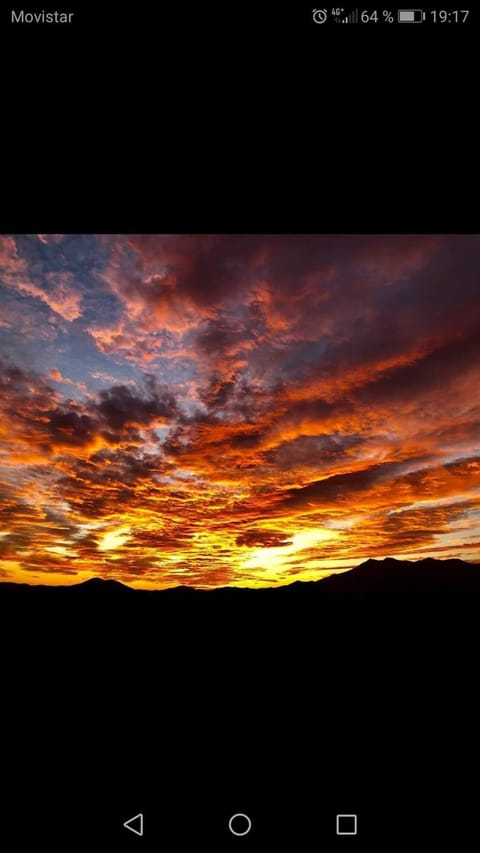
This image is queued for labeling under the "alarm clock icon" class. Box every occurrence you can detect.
[312,8,328,24]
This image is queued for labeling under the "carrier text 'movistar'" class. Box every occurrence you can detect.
[11,10,75,23]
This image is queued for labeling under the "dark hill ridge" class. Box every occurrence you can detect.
[318,555,480,592]
[0,556,479,598]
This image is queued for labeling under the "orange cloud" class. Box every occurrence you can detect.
[14,274,83,322]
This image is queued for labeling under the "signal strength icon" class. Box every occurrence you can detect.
[338,8,359,22]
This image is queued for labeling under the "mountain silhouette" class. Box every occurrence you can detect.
[76,576,134,593]
[1,556,478,600]
[318,556,480,593]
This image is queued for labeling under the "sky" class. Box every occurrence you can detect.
[0,234,479,588]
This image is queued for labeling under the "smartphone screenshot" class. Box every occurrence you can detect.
[1,4,478,849]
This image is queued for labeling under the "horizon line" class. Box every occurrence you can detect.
[1,555,479,593]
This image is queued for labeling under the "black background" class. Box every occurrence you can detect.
[1,2,477,233]
[1,2,478,848]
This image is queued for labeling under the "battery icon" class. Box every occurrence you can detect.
[398,9,424,22]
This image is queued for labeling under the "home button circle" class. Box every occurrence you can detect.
[228,813,252,836]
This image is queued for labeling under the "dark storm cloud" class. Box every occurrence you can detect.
[1,358,180,451]
[302,238,480,389]
[264,433,366,472]
[127,234,441,309]
[253,320,480,468]
[282,459,427,510]
[196,374,237,410]
[230,429,266,450]
[1,359,54,405]
[159,236,478,412]
[195,317,252,356]
[258,234,438,290]
[44,408,98,447]
[194,371,269,426]
[59,448,167,488]
[127,234,266,306]
[380,237,480,328]
[0,359,90,447]
[161,427,190,456]
[95,379,178,431]
[353,326,480,410]
[92,448,166,482]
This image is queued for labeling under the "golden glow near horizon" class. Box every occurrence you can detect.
[1,234,480,588]
[240,528,341,582]
[98,526,132,552]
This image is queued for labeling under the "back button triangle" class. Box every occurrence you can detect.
[123,813,144,836]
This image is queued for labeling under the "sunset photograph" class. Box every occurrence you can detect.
[1,234,479,590]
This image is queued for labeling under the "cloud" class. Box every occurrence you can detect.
[236,529,293,548]
[0,235,28,275]
[0,361,181,460]
[14,273,83,322]
[0,239,83,322]
[1,235,480,587]
[95,378,178,431]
